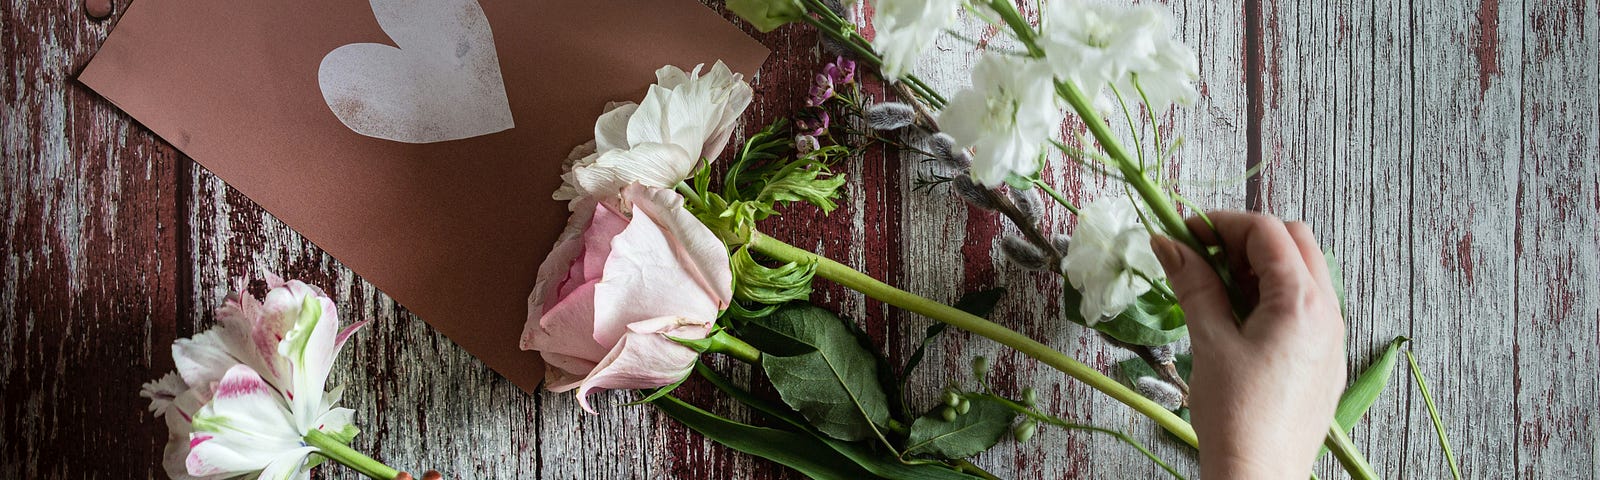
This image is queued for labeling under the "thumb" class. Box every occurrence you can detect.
[1150,236,1236,344]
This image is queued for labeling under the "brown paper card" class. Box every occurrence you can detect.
[80,0,769,391]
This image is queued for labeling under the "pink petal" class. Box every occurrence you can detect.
[526,196,599,325]
[172,329,241,388]
[574,316,712,414]
[624,184,734,307]
[522,280,609,365]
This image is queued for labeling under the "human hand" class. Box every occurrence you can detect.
[1149,211,1346,479]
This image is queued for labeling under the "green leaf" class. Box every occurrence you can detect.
[1313,336,1407,462]
[695,364,981,479]
[904,396,1018,459]
[652,395,877,480]
[732,245,816,307]
[1334,336,1407,430]
[753,304,893,441]
[1063,286,1188,346]
[726,0,807,32]
[758,160,848,214]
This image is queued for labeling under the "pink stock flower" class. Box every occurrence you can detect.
[521,183,733,413]
[140,277,366,480]
[824,56,856,85]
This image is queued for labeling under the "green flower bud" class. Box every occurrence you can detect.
[955,398,972,415]
[726,0,806,32]
[943,391,962,408]
[1022,387,1038,407]
[1014,420,1038,443]
[971,356,990,380]
[940,406,958,422]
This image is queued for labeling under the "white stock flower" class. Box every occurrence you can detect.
[939,54,1063,186]
[141,278,366,480]
[1061,196,1166,324]
[1039,0,1198,109]
[870,0,962,81]
[555,61,753,204]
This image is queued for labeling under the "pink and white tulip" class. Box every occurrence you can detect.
[522,183,733,413]
[141,277,366,480]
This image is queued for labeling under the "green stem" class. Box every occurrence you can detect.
[706,330,763,365]
[1030,178,1079,215]
[987,395,1186,480]
[302,430,401,480]
[1407,350,1463,480]
[1323,425,1378,480]
[746,231,1199,448]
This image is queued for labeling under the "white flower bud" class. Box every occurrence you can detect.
[1135,376,1184,410]
[1001,236,1049,271]
[866,102,916,130]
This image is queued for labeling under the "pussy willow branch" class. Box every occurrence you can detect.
[979,1,1376,478]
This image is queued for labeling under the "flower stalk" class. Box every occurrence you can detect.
[745,231,1200,448]
[302,430,401,480]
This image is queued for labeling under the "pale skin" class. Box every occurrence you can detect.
[1150,211,1347,479]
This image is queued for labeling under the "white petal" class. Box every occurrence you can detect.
[564,143,695,200]
[594,102,639,153]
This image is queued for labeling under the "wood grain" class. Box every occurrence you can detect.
[1,0,182,477]
[4,0,1599,478]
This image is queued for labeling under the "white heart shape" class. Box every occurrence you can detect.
[318,0,514,144]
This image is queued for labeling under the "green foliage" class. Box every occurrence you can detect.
[731,245,817,310]
[726,0,807,32]
[904,396,1018,459]
[652,394,877,479]
[1064,287,1188,346]
[746,304,893,442]
[689,119,847,246]
[693,364,983,479]
[1335,337,1407,430]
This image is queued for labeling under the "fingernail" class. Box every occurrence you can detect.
[394,474,413,480]
[423,472,443,480]
[1150,236,1182,272]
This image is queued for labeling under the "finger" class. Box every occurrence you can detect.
[1188,211,1314,305]
[422,472,443,480]
[1284,221,1336,299]
[394,474,413,480]
[1150,236,1237,345]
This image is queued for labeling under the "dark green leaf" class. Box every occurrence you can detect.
[652,395,876,480]
[1063,287,1188,346]
[696,364,981,480]
[904,396,1017,459]
[755,304,893,441]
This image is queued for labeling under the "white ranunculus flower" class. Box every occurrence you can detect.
[938,54,1063,186]
[1039,0,1198,109]
[555,61,753,204]
[1060,196,1166,324]
[870,0,962,81]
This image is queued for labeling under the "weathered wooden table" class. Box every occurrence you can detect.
[4,0,1596,478]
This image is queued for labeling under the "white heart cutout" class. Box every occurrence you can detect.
[318,0,514,144]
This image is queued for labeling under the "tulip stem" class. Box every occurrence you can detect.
[746,231,1199,448]
[303,430,401,480]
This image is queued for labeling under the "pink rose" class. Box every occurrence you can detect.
[521,183,733,413]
